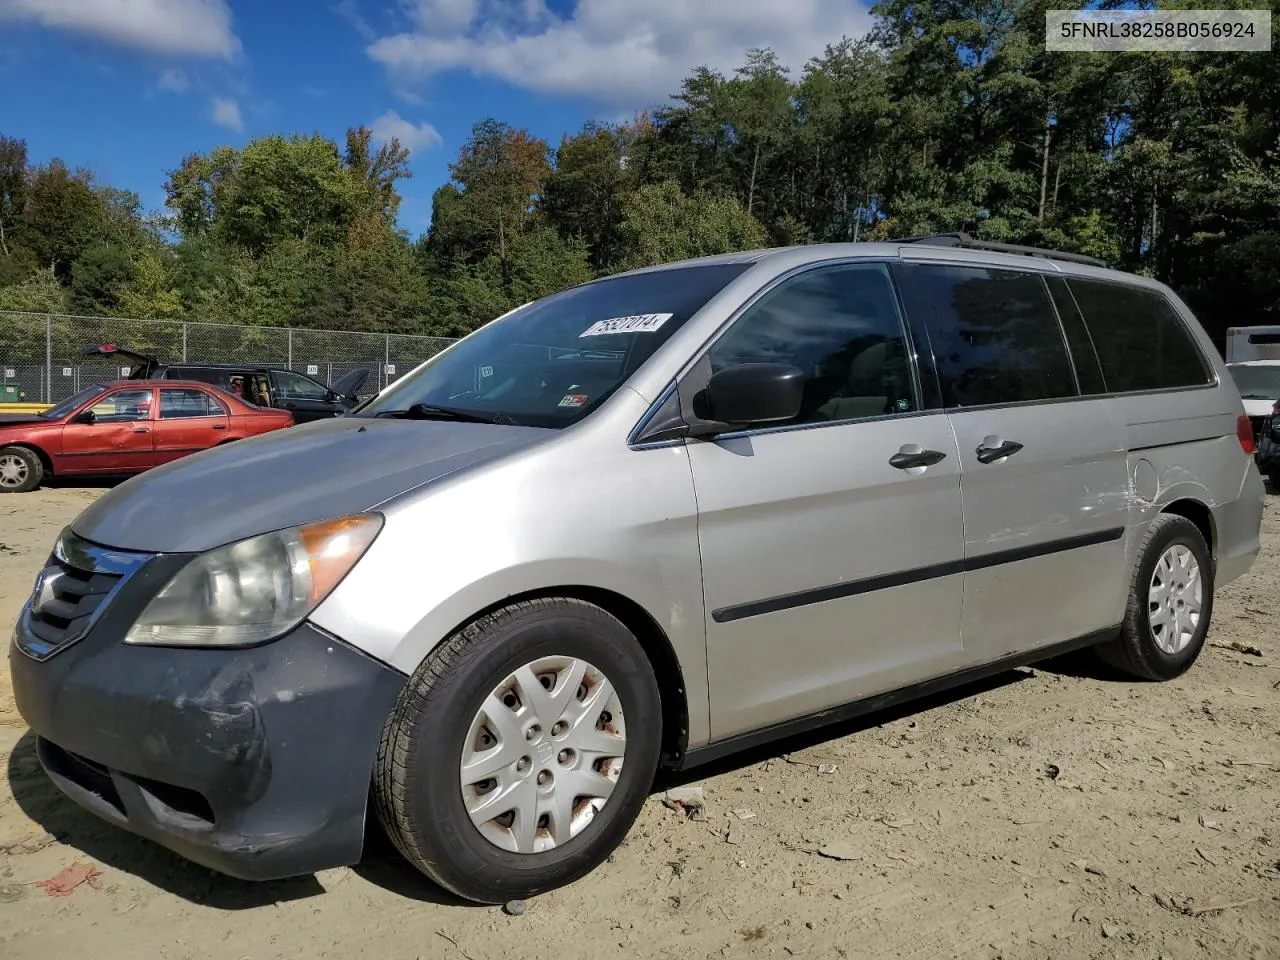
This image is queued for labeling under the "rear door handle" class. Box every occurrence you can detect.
[889,447,948,470]
[975,439,1024,464]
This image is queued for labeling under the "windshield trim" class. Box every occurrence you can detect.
[43,383,109,420]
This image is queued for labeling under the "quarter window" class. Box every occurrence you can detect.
[1066,279,1213,392]
[160,388,226,419]
[707,262,919,425]
[898,264,1077,408]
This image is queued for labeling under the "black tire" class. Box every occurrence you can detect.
[374,597,663,904]
[1268,472,1280,492]
[0,445,43,493]
[1097,514,1214,681]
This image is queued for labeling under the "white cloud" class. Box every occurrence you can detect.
[333,0,375,41]
[368,0,874,106]
[211,96,243,132]
[0,0,240,59]
[370,109,441,152]
[157,67,188,93]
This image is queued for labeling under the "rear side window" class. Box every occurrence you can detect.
[1044,276,1107,395]
[896,264,1077,408]
[160,388,226,419]
[170,367,232,388]
[1066,279,1213,392]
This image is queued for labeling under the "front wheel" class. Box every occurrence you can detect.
[0,446,43,493]
[374,598,663,903]
[1097,513,1213,681]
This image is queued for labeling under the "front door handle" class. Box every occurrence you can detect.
[212,423,227,430]
[133,426,149,434]
[975,439,1024,464]
[889,447,948,470]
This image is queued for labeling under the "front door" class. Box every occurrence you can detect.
[269,370,340,422]
[59,386,156,473]
[893,261,1131,660]
[688,261,966,742]
[154,387,231,465]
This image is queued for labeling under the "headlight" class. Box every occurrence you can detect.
[124,513,383,647]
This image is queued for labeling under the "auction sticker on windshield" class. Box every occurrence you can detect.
[579,313,674,337]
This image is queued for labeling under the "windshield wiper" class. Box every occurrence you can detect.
[372,403,514,424]
[1239,394,1278,400]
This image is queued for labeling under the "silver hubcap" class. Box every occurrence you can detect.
[460,656,626,854]
[0,454,28,488]
[1149,544,1203,654]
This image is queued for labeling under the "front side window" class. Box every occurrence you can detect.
[357,263,753,428]
[898,264,1077,408]
[88,389,153,423]
[160,388,226,419]
[1067,279,1213,393]
[708,262,918,425]
[272,371,329,401]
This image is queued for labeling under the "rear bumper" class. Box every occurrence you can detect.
[9,616,405,881]
[1214,462,1266,588]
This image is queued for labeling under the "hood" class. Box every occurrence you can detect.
[1241,397,1278,418]
[0,413,49,427]
[329,368,369,399]
[71,416,554,553]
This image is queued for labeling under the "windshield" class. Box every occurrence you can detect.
[43,384,107,420]
[1228,364,1280,399]
[356,263,753,427]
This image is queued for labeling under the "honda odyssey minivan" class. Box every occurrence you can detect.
[9,236,1265,904]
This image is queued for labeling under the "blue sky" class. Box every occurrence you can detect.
[0,0,875,239]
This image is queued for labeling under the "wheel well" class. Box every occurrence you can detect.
[1,442,52,476]
[1161,499,1215,557]
[460,586,691,772]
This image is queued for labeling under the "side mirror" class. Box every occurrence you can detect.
[704,363,805,426]
[71,409,96,425]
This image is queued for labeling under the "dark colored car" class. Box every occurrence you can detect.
[0,380,294,492]
[1255,400,1280,487]
[81,345,369,424]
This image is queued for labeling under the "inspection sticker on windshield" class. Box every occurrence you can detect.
[558,393,589,408]
[579,313,673,338]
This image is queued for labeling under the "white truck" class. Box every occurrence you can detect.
[1226,325,1280,363]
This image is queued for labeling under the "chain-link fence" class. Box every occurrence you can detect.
[0,311,459,404]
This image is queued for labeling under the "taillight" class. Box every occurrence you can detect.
[1237,414,1255,455]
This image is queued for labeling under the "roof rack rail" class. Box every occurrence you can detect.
[891,232,1108,269]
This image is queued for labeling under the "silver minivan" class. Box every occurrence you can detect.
[9,236,1265,904]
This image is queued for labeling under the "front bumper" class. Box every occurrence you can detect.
[9,603,406,881]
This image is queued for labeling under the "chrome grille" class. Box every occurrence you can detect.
[16,530,151,660]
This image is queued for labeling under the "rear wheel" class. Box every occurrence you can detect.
[0,446,43,493]
[374,597,662,903]
[1097,513,1213,680]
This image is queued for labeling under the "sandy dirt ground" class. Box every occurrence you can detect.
[1,485,1277,960]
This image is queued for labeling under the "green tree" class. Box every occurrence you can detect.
[617,181,767,269]
[0,265,69,313]
[542,123,631,271]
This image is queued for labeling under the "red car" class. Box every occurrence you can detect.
[0,380,294,493]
